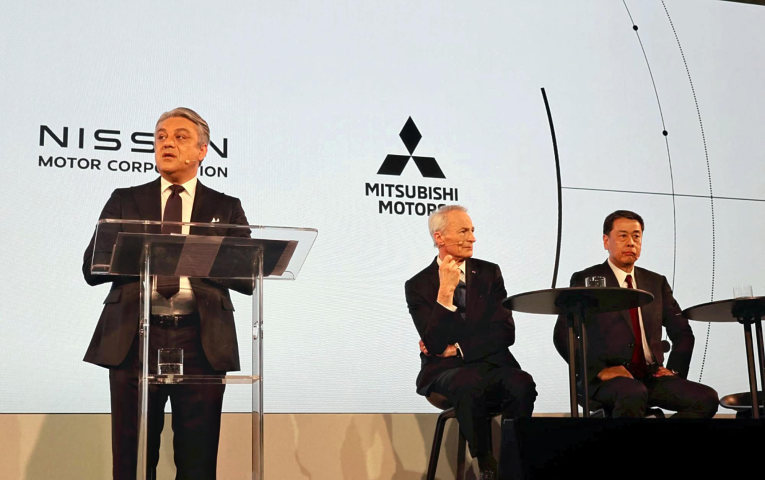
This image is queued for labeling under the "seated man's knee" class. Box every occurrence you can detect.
[450,373,487,400]
[444,369,484,397]
[619,378,648,398]
[518,371,537,398]
[612,379,648,409]
[501,369,536,397]
[697,387,720,417]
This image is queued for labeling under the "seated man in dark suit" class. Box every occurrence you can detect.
[406,205,536,479]
[553,210,718,418]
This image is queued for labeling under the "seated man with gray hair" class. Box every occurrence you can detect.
[405,205,536,480]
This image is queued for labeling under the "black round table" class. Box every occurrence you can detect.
[504,287,654,417]
[504,287,653,417]
[683,297,765,419]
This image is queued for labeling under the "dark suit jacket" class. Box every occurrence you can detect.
[405,257,520,395]
[553,261,694,387]
[82,177,252,372]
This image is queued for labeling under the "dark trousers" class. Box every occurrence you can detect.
[429,363,537,457]
[109,319,226,480]
[591,375,719,418]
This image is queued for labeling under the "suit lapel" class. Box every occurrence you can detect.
[465,258,480,320]
[600,261,635,332]
[134,178,162,232]
[190,180,214,235]
[599,260,620,290]
[633,267,655,344]
[190,180,208,223]
[633,267,648,293]
[427,256,441,307]
[425,257,440,299]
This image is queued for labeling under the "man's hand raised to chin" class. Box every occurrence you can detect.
[437,254,462,308]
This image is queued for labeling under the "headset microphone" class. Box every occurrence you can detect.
[441,241,464,247]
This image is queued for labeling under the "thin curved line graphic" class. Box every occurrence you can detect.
[561,186,762,203]
[622,0,678,290]
[660,0,716,382]
[541,87,563,289]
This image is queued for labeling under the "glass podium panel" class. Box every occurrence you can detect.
[90,219,317,480]
[91,219,317,280]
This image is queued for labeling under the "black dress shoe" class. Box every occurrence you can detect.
[479,468,497,480]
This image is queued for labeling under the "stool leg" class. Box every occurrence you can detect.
[456,429,467,480]
[754,319,765,401]
[426,413,449,480]
[744,323,761,419]
[487,417,494,455]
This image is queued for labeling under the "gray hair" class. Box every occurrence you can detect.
[428,205,467,247]
[155,107,210,147]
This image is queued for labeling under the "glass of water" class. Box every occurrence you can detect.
[585,276,606,288]
[733,285,754,299]
[158,348,183,375]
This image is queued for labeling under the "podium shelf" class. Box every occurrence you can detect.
[148,374,261,385]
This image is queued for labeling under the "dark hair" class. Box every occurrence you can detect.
[156,107,210,147]
[603,210,645,235]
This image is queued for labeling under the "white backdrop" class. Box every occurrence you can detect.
[1,0,763,413]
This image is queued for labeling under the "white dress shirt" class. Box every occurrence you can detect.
[151,176,198,315]
[607,259,654,365]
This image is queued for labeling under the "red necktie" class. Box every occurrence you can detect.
[625,274,647,378]
[157,185,184,299]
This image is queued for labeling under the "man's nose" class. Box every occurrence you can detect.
[467,232,476,243]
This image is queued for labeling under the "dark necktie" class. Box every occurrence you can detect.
[157,185,185,299]
[453,279,467,321]
[625,274,647,378]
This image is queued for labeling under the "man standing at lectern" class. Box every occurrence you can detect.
[83,107,251,479]
[553,210,718,418]
[406,205,536,479]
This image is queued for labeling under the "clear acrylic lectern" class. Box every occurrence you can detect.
[90,219,317,480]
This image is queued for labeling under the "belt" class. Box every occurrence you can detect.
[149,312,199,328]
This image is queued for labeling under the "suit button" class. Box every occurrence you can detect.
[628,343,634,348]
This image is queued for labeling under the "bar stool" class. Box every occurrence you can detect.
[425,392,502,480]
[577,393,665,418]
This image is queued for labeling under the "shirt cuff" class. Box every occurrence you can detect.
[438,301,457,312]
[454,342,464,359]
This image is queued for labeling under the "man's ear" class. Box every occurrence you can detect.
[602,234,609,250]
[433,232,443,247]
